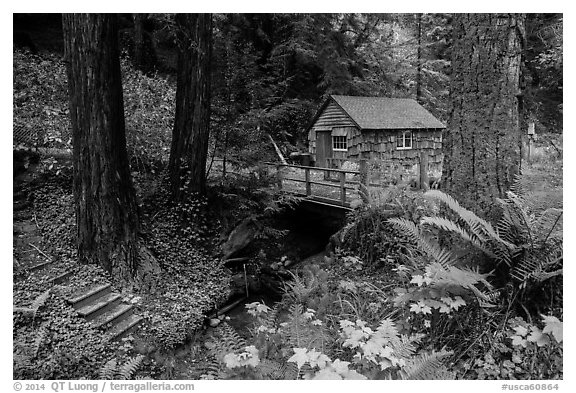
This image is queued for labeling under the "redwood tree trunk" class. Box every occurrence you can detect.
[168,13,213,199]
[133,13,146,70]
[416,13,423,103]
[62,14,156,286]
[443,13,525,219]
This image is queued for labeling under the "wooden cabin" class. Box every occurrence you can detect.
[307,95,445,172]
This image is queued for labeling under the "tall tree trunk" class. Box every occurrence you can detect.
[168,13,213,200]
[62,14,159,287]
[443,13,525,219]
[133,13,146,71]
[416,13,423,103]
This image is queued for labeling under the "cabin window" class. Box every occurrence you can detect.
[396,131,413,150]
[332,136,347,151]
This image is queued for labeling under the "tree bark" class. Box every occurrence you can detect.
[62,14,159,287]
[168,13,213,200]
[133,13,146,70]
[416,13,423,103]
[443,13,525,219]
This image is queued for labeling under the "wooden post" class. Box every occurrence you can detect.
[276,164,283,190]
[359,159,369,204]
[339,171,346,205]
[324,159,331,181]
[305,167,311,196]
[359,160,368,187]
[419,151,429,190]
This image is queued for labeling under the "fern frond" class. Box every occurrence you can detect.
[258,359,286,380]
[99,359,117,380]
[31,289,51,313]
[15,289,52,321]
[391,334,420,360]
[420,216,494,257]
[532,208,563,243]
[285,304,305,348]
[259,304,280,331]
[211,323,246,361]
[425,190,514,249]
[509,173,528,197]
[283,268,322,304]
[504,192,535,243]
[510,245,562,284]
[388,218,457,268]
[400,349,453,380]
[30,323,47,359]
[427,263,493,302]
[119,355,145,379]
[200,358,224,380]
[283,361,300,380]
[283,304,327,351]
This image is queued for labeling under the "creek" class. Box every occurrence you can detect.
[214,203,347,335]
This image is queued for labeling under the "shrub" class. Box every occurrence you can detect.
[341,185,437,266]
[121,59,176,172]
[465,315,562,380]
[13,50,176,173]
[13,50,71,149]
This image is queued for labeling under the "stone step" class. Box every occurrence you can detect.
[29,260,53,272]
[108,314,144,341]
[51,270,74,285]
[76,292,122,320]
[68,283,112,309]
[93,303,134,329]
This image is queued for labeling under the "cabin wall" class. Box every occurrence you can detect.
[308,101,356,156]
[347,129,444,174]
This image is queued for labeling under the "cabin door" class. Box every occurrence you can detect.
[315,131,332,168]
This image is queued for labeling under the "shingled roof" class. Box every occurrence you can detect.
[330,95,445,130]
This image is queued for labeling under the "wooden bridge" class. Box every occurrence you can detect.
[208,155,431,211]
[265,162,368,210]
[265,152,431,210]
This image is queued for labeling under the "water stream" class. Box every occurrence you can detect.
[216,204,344,335]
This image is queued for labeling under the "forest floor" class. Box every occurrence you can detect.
[12,153,231,379]
[13,141,563,380]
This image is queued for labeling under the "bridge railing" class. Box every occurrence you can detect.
[264,162,368,207]
[266,152,432,208]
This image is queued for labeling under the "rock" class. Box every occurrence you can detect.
[222,216,262,260]
[209,318,221,328]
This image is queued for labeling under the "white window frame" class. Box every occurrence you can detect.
[396,131,413,150]
[332,135,348,151]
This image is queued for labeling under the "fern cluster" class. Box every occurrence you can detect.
[201,322,248,379]
[495,188,562,284]
[386,183,563,368]
[401,349,455,380]
[99,355,145,380]
[13,290,52,372]
[389,183,562,296]
[201,269,456,380]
